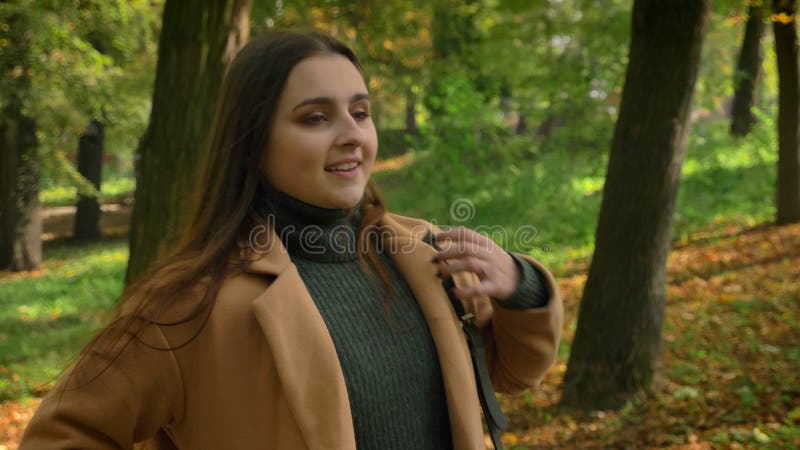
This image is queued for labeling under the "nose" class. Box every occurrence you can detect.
[333,114,366,148]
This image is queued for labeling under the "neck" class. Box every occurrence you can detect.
[265,189,362,262]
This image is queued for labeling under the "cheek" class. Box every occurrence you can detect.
[266,130,325,176]
[283,150,319,172]
[364,128,379,164]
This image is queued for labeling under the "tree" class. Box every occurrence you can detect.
[560,0,711,410]
[731,0,767,137]
[773,0,800,223]
[125,0,252,282]
[427,0,489,116]
[1,11,42,271]
[471,1,632,150]
[3,0,160,269]
[73,119,104,240]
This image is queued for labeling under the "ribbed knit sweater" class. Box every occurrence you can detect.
[266,188,549,449]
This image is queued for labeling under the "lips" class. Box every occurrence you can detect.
[324,160,361,171]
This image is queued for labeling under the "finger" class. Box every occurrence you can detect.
[452,282,493,300]
[437,257,488,280]
[433,233,493,263]
[435,226,492,248]
[433,242,482,263]
[434,227,500,260]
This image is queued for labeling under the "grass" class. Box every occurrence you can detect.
[40,176,135,207]
[0,239,127,401]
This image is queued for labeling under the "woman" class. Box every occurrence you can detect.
[20,30,563,450]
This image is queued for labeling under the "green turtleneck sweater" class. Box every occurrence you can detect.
[266,189,549,449]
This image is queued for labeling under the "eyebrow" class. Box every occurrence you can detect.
[292,93,370,111]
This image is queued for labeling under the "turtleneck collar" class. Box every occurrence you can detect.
[265,188,363,263]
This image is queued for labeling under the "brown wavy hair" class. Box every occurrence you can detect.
[66,30,396,388]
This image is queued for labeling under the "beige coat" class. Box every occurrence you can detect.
[20,212,563,450]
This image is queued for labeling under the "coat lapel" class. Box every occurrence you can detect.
[244,212,484,450]
[379,213,485,450]
[247,231,356,450]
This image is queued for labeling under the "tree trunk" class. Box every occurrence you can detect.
[405,87,417,135]
[73,119,104,240]
[516,115,528,135]
[731,1,767,137]
[0,119,11,268]
[1,12,41,272]
[773,0,800,224]
[125,0,252,283]
[560,0,711,410]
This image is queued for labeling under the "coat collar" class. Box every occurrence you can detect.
[244,212,485,450]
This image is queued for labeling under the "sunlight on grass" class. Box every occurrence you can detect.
[40,176,135,207]
[0,239,127,401]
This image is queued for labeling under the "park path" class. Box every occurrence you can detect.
[42,203,132,241]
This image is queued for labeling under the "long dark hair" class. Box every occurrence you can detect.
[66,30,395,387]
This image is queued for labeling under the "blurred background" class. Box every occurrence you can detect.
[1,0,798,448]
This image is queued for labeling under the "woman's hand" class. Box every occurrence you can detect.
[431,226,521,302]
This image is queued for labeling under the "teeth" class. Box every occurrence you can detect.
[326,162,359,171]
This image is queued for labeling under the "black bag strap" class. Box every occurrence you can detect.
[422,230,508,450]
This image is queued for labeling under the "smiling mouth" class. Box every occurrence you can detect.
[325,162,361,172]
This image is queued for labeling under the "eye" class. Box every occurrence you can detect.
[302,113,327,125]
[351,110,370,121]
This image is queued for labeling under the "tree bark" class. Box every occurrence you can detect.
[560,0,711,410]
[0,119,11,268]
[773,0,800,224]
[405,88,417,135]
[731,1,767,137]
[73,119,104,240]
[1,12,41,272]
[125,0,252,283]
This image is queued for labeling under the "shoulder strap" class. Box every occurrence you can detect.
[422,230,508,450]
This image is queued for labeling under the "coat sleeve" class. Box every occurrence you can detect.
[18,321,184,449]
[420,219,564,395]
[452,252,564,395]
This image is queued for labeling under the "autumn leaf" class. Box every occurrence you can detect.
[771,12,794,24]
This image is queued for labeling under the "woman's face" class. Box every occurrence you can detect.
[261,53,378,209]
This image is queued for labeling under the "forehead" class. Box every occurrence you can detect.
[280,54,367,104]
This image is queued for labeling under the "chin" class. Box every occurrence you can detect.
[335,199,360,209]
[329,193,364,209]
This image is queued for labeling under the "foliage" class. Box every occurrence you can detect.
[410,68,509,210]
[0,0,160,195]
[21,0,784,207]
[253,0,433,130]
[474,0,632,151]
